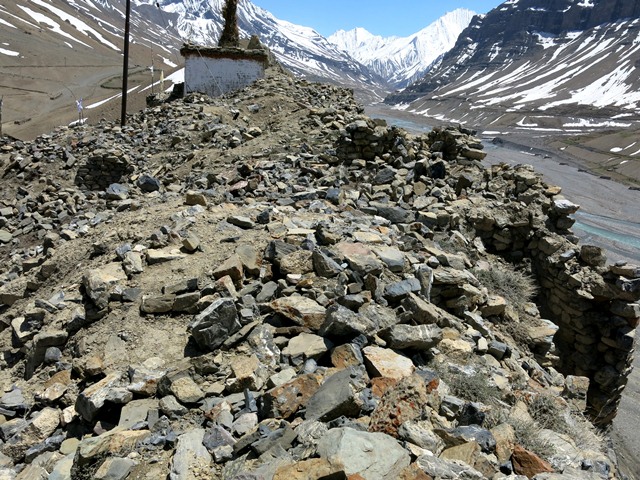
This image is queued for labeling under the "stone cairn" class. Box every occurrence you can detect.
[74,148,134,191]
[0,69,638,479]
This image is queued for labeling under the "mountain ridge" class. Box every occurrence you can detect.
[385,0,640,129]
[328,9,476,88]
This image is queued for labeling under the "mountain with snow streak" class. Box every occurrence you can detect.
[328,9,476,88]
[386,0,640,128]
[140,0,385,96]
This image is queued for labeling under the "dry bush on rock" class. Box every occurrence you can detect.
[473,261,537,309]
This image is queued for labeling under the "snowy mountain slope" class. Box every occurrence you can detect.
[386,0,640,128]
[328,9,476,88]
[0,0,183,137]
[141,0,385,94]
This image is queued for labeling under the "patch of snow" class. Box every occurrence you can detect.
[564,31,582,40]
[534,32,557,49]
[0,47,20,57]
[86,86,140,109]
[165,67,184,85]
[0,18,16,29]
[610,147,623,153]
[563,119,632,128]
[31,0,120,50]
[517,117,538,127]
[488,43,501,61]
[68,118,88,127]
[162,57,177,67]
[577,0,594,7]
[17,5,93,48]
[544,64,640,111]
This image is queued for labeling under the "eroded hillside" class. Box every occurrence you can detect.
[0,69,639,479]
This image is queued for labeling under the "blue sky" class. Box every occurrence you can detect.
[252,1,504,37]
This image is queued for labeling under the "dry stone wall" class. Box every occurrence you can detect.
[529,236,639,425]
[460,160,640,426]
[74,148,133,191]
[337,122,639,424]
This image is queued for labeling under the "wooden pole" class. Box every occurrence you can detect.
[151,44,154,96]
[121,0,131,127]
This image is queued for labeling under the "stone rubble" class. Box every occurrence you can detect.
[0,67,638,479]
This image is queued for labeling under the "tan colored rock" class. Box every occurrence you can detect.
[60,437,80,455]
[481,295,507,316]
[74,429,150,471]
[279,250,314,275]
[83,263,127,310]
[185,190,207,206]
[490,423,516,464]
[397,463,433,480]
[402,293,458,326]
[438,338,474,358]
[235,244,261,276]
[146,248,186,265]
[563,375,589,412]
[440,441,481,466]
[75,372,125,422]
[461,147,487,161]
[363,346,414,380]
[2,407,61,460]
[141,294,175,314]
[213,254,244,282]
[37,370,72,403]
[182,233,201,252]
[170,376,204,404]
[227,354,264,392]
[273,458,345,480]
[283,333,331,363]
[270,295,326,330]
[610,263,640,279]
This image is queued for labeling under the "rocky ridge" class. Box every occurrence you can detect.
[0,68,639,479]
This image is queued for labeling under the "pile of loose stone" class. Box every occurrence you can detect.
[0,68,638,480]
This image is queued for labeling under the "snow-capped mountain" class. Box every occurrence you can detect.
[386,0,640,127]
[328,9,476,88]
[0,0,479,138]
[139,0,385,95]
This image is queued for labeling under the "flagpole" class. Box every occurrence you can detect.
[121,0,131,127]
